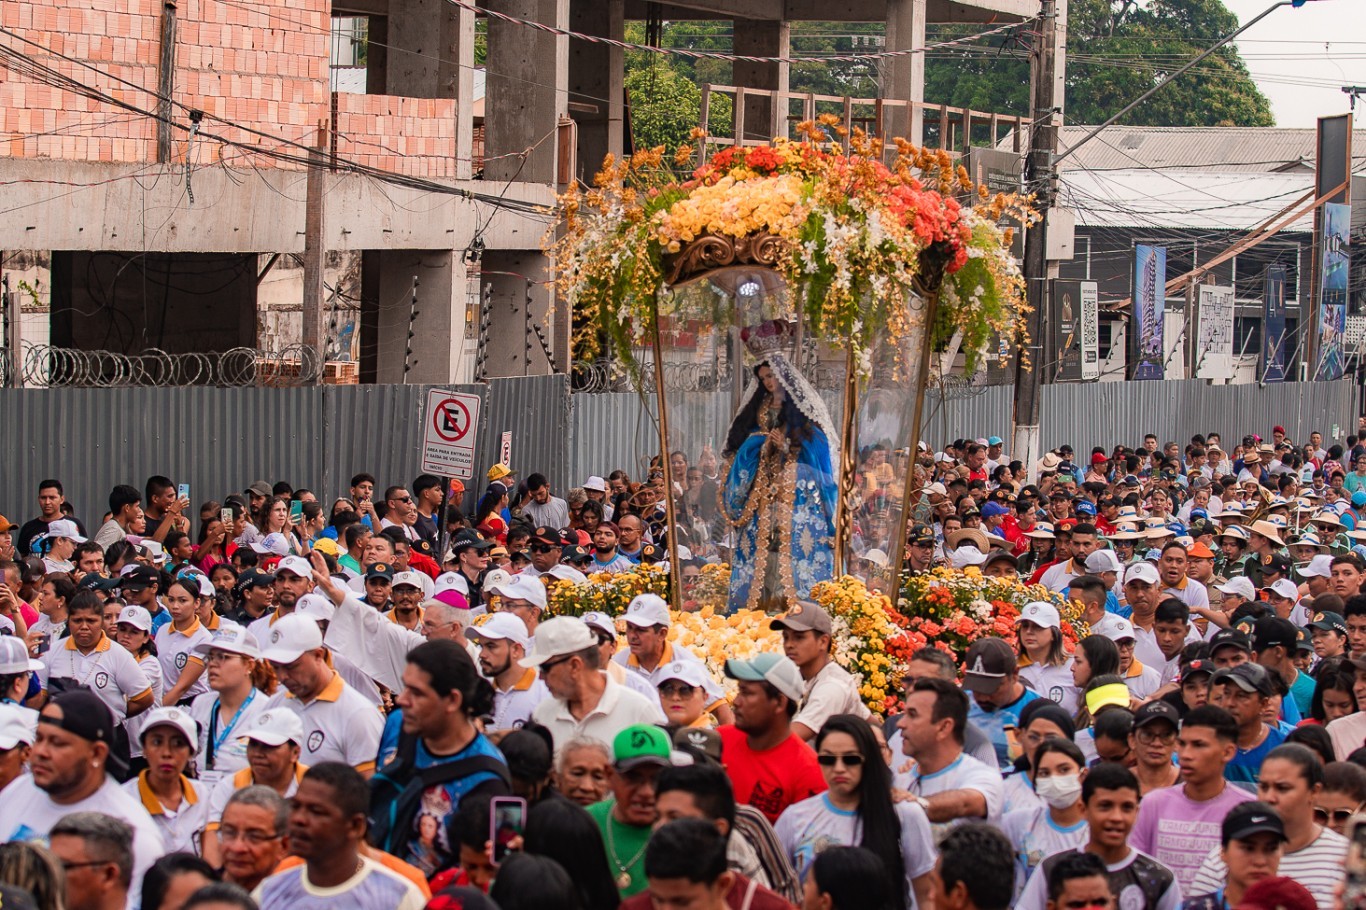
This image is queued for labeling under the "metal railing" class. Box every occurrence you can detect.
[1,345,331,388]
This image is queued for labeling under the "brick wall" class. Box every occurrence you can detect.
[333,93,457,178]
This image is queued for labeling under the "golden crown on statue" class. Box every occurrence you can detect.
[740,319,795,357]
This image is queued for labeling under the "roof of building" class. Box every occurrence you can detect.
[1050,125,1366,174]
[1060,168,1316,232]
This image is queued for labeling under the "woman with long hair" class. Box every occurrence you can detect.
[474,485,510,545]
[488,854,583,910]
[0,841,65,910]
[1309,658,1357,725]
[1015,603,1077,714]
[1000,701,1075,817]
[254,497,300,554]
[522,796,621,910]
[1070,635,1120,722]
[194,517,229,574]
[775,715,933,910]
[115,603,163,768]
[999,737,1089,898]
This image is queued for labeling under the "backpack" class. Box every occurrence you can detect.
[367,729,510,856]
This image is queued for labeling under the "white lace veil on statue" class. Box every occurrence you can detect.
[727,351,840,469]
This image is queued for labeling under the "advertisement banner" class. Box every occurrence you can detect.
[1053,280,1083,382]
[1079,282,1100,381]
[1195,285,1235,380]
[1262,266,1287,383]
[1132,245,1167,380]
[1314,202,1351,381]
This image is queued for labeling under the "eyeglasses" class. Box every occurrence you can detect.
[1135,726,1177,745]
[218,825,283,846]
[816,753,864,767]
[393,496,412,504]
[540,654,575,672]
[1313,804,1364,825]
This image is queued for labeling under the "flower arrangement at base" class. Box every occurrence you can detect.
[683,562,731,613]
[669,606,784,700]
[808,575,916,717]
[550,120,1031,375]
[544,564,670,618]
[897,566,1089,661]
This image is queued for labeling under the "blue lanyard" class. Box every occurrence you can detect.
[209,690,257,762]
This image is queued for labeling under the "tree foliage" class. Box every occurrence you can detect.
[621,0,1272,152]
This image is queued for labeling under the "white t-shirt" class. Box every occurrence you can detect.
[775,792,937,908]
[190,688,270,788]
[531,677,666,757]
[1124,660,1164,700]
[121,772,211,855]
[1186,825,1348,910]
[254,854,427,910]
[41,635,152,722]
[1015,846,1182,910]
[155,619,213,702]
[206,765,305,830]
[999,771,1044,817]
[0,774,165,897]
[1018,661,1079,715]
[124,652,165,760]
[265,672,384,773]
[999,805,1089,897]
[794,661,872,731]
[488,668,550,733]
[895,751,1005,840]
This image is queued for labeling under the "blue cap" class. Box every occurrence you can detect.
[987,436,1003,446]
[1191,508,1209,520]
[1075,501,1097,516]
[1122,474,1140,486]
[1353,491,1366,508]
[981,502,1011,519]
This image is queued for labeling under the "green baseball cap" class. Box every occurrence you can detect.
[611,724,691,771]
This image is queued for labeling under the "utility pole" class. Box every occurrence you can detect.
[300,122,327,377]
[1011,0,1065,478]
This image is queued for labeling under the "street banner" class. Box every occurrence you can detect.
[1195,285,1235,380]
[1132,245,1166,380]
[1262,266,1287,383]
[1079,281,1100,381]
[1314,202,1351,380]
[1053,280,1083,382]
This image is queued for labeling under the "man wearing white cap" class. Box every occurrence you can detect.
[468,613,548,733]
[261,613,383,775]
[527,616,665,755]
[310,554,473,694]
[1297,554,1334,600]
[246,555,313,647]
[386,571,428,632]
[489,574,548,634]
[1100,617,1163,700]
[202,709,307,865]
[0,702,35,792]
[0,637,42,727]
[1123,562,1169,671]
[189,626,270,786]
[121,706,210,853]
[613,595,733,726]
[582,612,666,703]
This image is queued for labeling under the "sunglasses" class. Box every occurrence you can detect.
[816,753,864,767]
[529,543,557,554]
[1313,804,1363,825]
[659,682,698,698]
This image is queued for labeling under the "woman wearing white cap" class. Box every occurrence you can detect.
[155,576,213,707]
[1015,603,1078,714]
[189,626,270,788]
[115,604,165,764]
[40,519,85,575]
[121,706,210,854]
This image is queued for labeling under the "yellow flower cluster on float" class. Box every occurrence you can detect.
[809,575,909,717]
[654,173,806,253]
[544,564,670,618]
[669,606,784,699]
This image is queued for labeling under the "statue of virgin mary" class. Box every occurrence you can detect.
[719,331,838,613]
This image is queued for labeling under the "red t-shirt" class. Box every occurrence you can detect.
[717,725,826,824]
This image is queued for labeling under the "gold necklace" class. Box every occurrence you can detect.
[604,807,647,891]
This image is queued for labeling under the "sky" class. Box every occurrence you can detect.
[1223,0,1365,127]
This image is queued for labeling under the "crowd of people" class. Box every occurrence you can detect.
[0,418,1365,910]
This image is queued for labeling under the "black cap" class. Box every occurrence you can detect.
[983,550,1019,570]
[76,573,119,593]
[1210,662,1275,697]
[42,691,116,745]
[364,562,394,581]
[1222,801,1286,846]
[412,539,435,557]
[639,544,664,564]
[119,565,160,589]
[1308,611,1348,636]
[451,529,494,553]
[1180,657,1216,683]
[1208,627,1253,656]
[1252,616,1299,654]
[233,568,275,596]
[561,545,591,565]
[529,526,561,546]
[908,524,934,546]
[1134,700,1181,731]
[1294,627,1314,653]
[1263,553,1293,576]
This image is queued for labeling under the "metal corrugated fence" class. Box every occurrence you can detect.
[0,376,571,524]
[0,378,1357,526]
[570,379,1362,480]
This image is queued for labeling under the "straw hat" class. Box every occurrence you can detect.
[1248,520,1285,547]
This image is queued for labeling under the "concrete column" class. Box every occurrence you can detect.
[885,0,927,146]
[373,250,476,384]
[484,0,569,184]
[569,0,624,181]
[731,19,790,144]
[479,250,556,378]
[384,0,476,180]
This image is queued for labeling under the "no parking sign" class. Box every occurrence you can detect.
[420,389,481,480]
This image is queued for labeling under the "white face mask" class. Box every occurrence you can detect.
[1035,773,1083,809]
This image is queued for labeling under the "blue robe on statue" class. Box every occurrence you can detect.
[722,401,838,614]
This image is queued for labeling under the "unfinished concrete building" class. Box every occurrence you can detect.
[0,0,1034,385]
